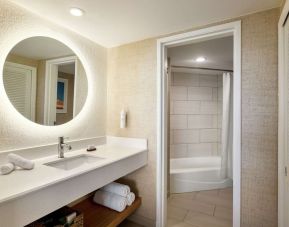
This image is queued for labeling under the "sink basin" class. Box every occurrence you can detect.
[44,154,104,170]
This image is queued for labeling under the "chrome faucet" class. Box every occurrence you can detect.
[58,137,72,158]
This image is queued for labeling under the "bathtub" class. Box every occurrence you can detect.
[170,156,233,193]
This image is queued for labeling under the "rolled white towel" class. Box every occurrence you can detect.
[101,182,130,197]
[8,153,34,170]
[93,190,127,212]
[126,192,135,206]
[0,163,15,175]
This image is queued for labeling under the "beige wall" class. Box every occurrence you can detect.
[107,39,157,222]
[6,53,39,68]
[107,8,279,226]
[0,0,107,150]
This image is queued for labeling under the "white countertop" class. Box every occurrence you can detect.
[0,144,147,204]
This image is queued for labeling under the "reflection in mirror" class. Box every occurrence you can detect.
[3,37,88,126]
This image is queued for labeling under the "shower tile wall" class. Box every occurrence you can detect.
[170,72,223,158]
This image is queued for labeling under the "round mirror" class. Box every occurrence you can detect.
[3,37,88,126]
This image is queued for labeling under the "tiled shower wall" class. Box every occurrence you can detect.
[170,72,223,158]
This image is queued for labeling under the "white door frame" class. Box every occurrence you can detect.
[44,56,78,125]
[278,1,289,226]
[156,21,241,227]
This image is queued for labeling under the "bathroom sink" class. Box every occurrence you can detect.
[44,154,104,170]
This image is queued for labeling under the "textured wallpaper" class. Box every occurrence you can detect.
[0,0,280,226]
[0,0,107,151]
[107,8,279,226]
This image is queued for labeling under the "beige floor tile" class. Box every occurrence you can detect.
[169,197,215,215]
[214,206,233,221]
[168,204,189,220]
[185,211,232,227]
[170,192,197,200]
[195,191,232,208]
[197,189,219,197]
[167,218,197,227]
[219,188,233,199]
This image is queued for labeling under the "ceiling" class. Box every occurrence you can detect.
[168,36,233,74]
[9,0,281,48]
[10,37,74,60]
[58,63,75,75]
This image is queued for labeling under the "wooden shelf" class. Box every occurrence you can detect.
[72,197,141,227]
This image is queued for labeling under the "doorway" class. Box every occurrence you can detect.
[156,21,241,227]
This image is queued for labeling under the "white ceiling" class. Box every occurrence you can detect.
[9,0,281,47]
[58,63,75,75]
[11,37,74,60]
[168,36,233,73]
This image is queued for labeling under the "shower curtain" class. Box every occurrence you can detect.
[220,72,233,179]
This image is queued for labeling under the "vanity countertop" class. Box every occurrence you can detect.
[0,143,147,204]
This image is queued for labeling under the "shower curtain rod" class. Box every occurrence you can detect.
[171,65,233,73]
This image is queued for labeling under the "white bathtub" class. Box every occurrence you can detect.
[170,156,233,193]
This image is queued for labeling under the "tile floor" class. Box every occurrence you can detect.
[118,188,232,227]
[167,187,233,227]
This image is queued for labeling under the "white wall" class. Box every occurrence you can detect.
[170,72,223,158]
[0,0,107,151]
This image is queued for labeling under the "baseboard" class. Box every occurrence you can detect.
[128,214,156,227]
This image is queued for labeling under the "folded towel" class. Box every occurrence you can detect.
[93,190,127,212]
[8,153,34,170]
[0,163,15,175]
[126,192,135,206]
[101,182,130,197]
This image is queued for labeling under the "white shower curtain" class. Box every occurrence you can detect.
[220,72,233,179]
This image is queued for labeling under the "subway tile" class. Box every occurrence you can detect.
[187,143,218,156]
[200,101,218,114]
[173,101,200,114]
[199,75,218,87]
[200,129,218,142]
[171,86,187,100]
[212,88,218,101]
[170,115,187,129]
[170,130,174,145]
[218,101,223,114]
[217,115,222,128]
[217,143,222,155]
[170,101,174,113]
[170,144,187,158]
[218,129,222,141]
[173,73,199,86]
[218,87,223,101]
[188,115,218,129]
[188,87,213,100]
[173,130,199,144]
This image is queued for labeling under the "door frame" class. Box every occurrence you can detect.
[44,56,78,125]
[156,21,242,227]
[278,1,289,226]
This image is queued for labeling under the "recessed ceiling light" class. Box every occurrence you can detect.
[195,57,206,63]
[70,7,84,17]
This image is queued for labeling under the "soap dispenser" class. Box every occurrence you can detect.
[120,110,127,129]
